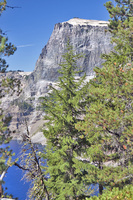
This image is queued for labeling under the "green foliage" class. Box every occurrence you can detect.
[76,61,133,190]
[103,0,133,63]
[0,0,7,15]
[0,1,17,72]
[76,0,133,195]
[41,42,92,199]
[0,109,13,177]
[0,2,18,198]
[86,184,133,200]
[0,29,17,72]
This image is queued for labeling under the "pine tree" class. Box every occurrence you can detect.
[13,120,49,200]
[76,0,133,196]
[0,0,7,14]
[0,0,16,72]
[103,0,133,63]
[0,2,17,197]
[88,184,133,200]
[0,29,17,72]
[41,42,93,199]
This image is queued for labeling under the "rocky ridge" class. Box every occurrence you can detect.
[2,18,114,144]
[30,18,112,83]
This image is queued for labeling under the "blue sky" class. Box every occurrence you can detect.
[0,0,110,72]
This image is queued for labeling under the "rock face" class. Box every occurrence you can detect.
[29,18,113,86]
[2,18,114,143]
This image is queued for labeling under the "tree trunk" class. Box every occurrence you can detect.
[99,183,103,195]
[0,184,3,198]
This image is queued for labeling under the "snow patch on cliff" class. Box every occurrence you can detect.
[64,18,109,26]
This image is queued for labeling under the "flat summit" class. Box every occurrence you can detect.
[63,18,109,26]
[32,18,112,83]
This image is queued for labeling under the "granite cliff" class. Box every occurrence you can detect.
[27,18,113,95]
[2,18,114,143]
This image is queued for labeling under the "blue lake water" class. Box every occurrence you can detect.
[1,140,100,200]
[2,140,31,200]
